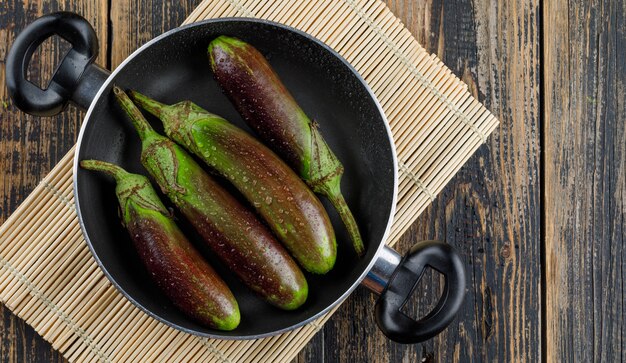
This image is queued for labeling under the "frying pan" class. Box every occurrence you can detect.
[5,12,465,343]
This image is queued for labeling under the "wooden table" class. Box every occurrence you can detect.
[1,0,623,362]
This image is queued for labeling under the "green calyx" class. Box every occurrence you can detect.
[114,87,213,212]
[128,90,228,157]
[114,87,189,198]
[129,90,245,186]
[79,160,170,226]
[305,124,365,257]
[141,140,189,197]
[304,123,343,191]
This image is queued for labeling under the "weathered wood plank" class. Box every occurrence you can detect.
[109,0,202,69]
[421,0,543,358]
[0,1,108,362]
[295,0,542,361]
[0,0,549,362]
[544,0,626,361]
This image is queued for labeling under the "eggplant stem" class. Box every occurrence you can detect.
[129,90,168,118]
[320,178,365,257]
[80,159,129,181]
[113,86,155,141]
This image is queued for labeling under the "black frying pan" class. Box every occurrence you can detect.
[6,12,465,343]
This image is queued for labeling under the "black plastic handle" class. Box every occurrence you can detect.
[5,12,103,116]
[375,241,465,344]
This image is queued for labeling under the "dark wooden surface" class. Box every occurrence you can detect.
[0,0,623,362]
[543,1,625,362]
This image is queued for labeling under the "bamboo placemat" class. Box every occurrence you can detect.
[0,0,499,361]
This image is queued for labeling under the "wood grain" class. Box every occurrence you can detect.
[544,0,626,361]
[0,0,623,362]
[295,0,542,361]
[0,1,107,362]
[1,0,540,362]
[109,0,201,69]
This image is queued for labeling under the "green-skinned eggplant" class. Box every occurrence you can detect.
[79,159,240,330]
[128,91,336,274]
[112,86,308,310]
[208,36,365,257]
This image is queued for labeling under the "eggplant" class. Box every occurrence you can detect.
[129,91,336,274]
[208,36,365,257]
[112,86,308,310]
[80,159,240,330]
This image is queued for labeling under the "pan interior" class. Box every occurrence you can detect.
[76,19,395,338]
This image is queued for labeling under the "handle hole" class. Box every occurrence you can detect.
[399,265,444,320]
[26,35,71,89]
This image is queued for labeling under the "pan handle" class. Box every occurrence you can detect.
[6,12,110,116]
[362,241,465,344]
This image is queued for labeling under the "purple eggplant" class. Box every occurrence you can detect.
[128,91,337,274]
[209,36,365,257]
[80,159,240,329]
[113,86,308,310]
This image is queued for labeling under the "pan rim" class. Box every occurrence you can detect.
[73,17,399,340]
